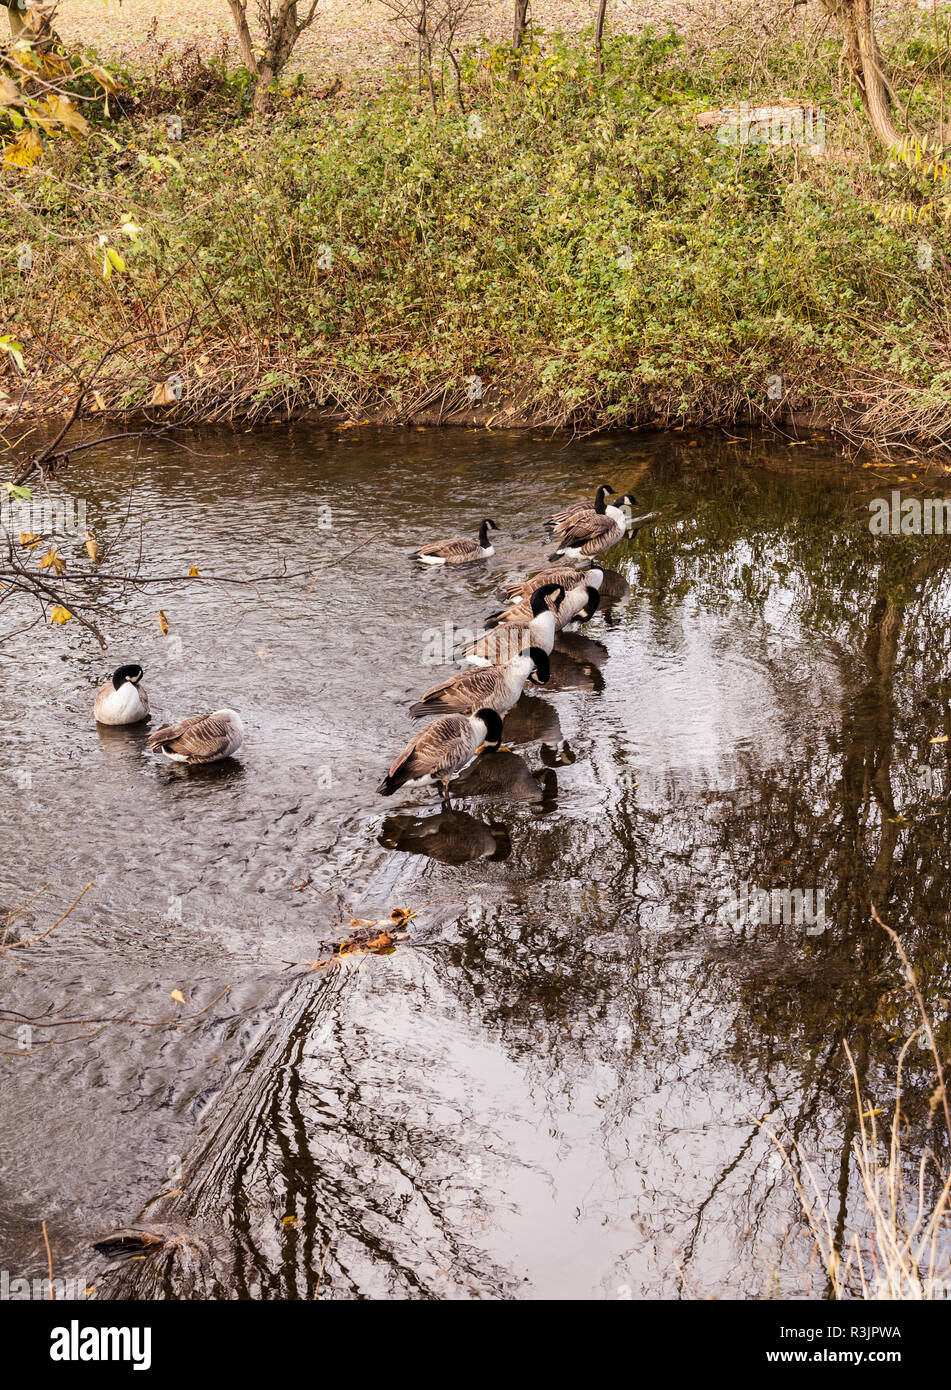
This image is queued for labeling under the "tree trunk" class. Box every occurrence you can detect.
[512,0,529,49]
[818,0,904,150]
[594,0,608,76]
[226,0,259,76]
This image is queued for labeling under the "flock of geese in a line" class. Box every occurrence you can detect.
[92,482,643,798]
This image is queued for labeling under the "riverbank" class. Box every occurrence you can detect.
[4,16,951,456]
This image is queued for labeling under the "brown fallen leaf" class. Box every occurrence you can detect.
[158,610,169,635]
[84,531,98,563]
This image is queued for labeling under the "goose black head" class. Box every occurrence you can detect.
[527,646,550,684]
[530,582,565,617]
[479,518,498,546]
[580,587,601,620]
[474,707,504,750]
[595,484,615,514]
[112,664,144,689]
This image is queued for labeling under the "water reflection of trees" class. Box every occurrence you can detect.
[105,445,951,1299]
[445,453,951,1294]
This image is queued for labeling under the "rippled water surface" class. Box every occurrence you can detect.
[2,425,950,1299]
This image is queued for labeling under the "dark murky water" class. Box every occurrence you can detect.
[2,426,950,1299]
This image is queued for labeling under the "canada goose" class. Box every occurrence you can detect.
[548,492,637,563]
[409,645,549,719]
[414,518,498,565]
[501,565,587,602]
[486,569,603,630]
[94,664,150,726]
[377,707,504,800]
[146,709,244,764]
[460,583,564,666]
[545,484,617,537]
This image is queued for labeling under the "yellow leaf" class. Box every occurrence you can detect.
[39,546,66,575]
[84,531,98,563]
[18,531,38,548]
[49,605,72,625]
[170,989,187,1005]
[88,64,120,95]
[931,734,949,744]
[281,1215,298,1228]
[158,610,169,635]
[43,94,89,137]
[188,565,199,577]
[2,129,44,168]
[91,391,106,412]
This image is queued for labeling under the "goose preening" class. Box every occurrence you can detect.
[548,489,637,563]
[146,709,245,764]
[414,518,498,565]
[409,645,549,720]
[94,664,150,726]
[377,707,504,800]
[460,582,564,667]
[486,569,603,630]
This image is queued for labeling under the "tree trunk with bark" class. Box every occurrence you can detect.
[512,0,529,49]
[594,0,608,76]
[225,0,319,115]
[818,0,904,150]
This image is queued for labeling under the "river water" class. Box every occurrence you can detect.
[2,424,949,1299]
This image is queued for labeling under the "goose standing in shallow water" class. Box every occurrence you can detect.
[501,565,588,603]
[549,490,637,563]
[486,569,603,630]
[460,583,564,666]
[377,707,504,800]
[414,518,498,565]
[409,646,549,720]
[94,665,150,726]
[147,709,244,764]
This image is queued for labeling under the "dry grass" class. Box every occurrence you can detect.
[760,910,951,1300]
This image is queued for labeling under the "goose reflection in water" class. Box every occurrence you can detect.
[451,749,558,811]
[501,693,562,746]
[379,808,511,864]
[597,566,630,607]
[547,632,608,693]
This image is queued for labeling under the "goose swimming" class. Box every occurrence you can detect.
[377,707,504,800]
[409,646,549,720]
[486,569,603,630]
[94,664,150,726]
[146,709,244,764]
[414,518,498,565]
[545,484,621,537]
[459,582,564,666]
[548,491,636,563]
